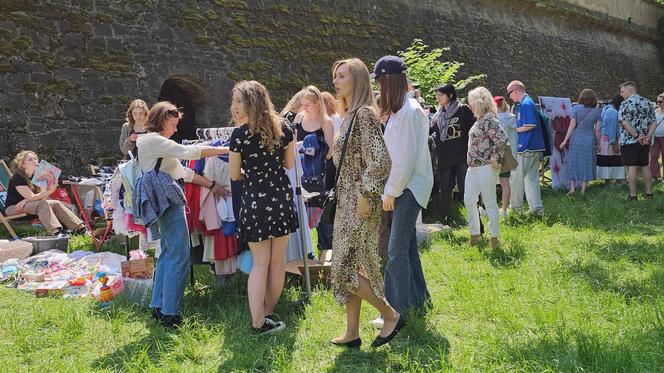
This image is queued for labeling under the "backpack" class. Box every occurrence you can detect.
[299,132,328,198]
[537,110,553,157]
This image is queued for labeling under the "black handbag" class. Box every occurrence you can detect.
[319,111,357,225]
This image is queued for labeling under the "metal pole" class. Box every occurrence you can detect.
[292,130,312,300]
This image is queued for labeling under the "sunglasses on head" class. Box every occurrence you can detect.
[165,107,184,118]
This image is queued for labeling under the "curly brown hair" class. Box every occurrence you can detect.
[233,81,283,153]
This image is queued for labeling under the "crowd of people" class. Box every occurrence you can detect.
[3,55,662,346]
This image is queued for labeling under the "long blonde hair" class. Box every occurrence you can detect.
[332,58,377,116]
[233,80,283,152]
[301,85,331,124]
[10,150,38,191]
[281,90,305,116]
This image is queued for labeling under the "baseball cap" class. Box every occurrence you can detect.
[370,55,407,80]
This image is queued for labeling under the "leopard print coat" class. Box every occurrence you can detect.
[331,106,391,305]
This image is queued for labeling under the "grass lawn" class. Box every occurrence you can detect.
[1,181,663,372]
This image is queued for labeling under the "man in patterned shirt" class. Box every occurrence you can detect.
[618,81,657,200]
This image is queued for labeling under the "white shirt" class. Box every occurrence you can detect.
[383,97,434,208]
[655,111,664,137]
[136,132,202,182]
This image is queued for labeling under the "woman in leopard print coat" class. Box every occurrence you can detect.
[329,58,405,348]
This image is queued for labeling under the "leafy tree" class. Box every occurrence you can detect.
[397,39,486,105]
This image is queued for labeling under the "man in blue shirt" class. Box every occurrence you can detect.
[507,80,544,215]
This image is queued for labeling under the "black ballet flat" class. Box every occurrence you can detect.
[330,338,362,348]
[371,316,406,348]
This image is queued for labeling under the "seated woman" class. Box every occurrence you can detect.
[4,151,84,235]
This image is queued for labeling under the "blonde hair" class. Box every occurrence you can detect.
[301,85,330,123]
[497,98,509,113]
[281,90,305,116]
[468,87,498,118]
[233,80,283,153]
[332,58,377,115]
[125,99,149,127]
[10,150,38,191]
[320,91,338,117]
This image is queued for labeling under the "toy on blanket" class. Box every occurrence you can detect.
[97,273,114,304]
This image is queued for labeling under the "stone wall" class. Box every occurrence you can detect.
[0,0,662,173]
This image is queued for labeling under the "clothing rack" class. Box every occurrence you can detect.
[182,127,235,144]
[182,126,313,297]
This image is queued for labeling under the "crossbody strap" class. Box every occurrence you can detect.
[332,110,359,189]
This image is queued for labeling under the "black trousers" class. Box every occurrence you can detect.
[435,164,468,223]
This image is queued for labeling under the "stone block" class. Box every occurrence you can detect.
[61,33,85,49]
[106,37,122,51]
[91,21,113,37]
[88,37,107,51]
[54,67,81,83]
[30,72,51,84]
[62,100,82,119]
[105,79,126,95]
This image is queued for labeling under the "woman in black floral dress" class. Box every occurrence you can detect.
[229,80,298,335]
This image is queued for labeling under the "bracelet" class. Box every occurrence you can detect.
[209,180,216,189]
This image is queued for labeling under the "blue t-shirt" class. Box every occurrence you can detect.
[516,95,545,153]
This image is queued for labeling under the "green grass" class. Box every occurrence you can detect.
[1,181,663,372]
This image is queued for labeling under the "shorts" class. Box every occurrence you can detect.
[499,171,511,178]
[621,143,649,167]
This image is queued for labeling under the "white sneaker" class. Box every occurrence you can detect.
[369,317,384,329]
[499,209,508,217]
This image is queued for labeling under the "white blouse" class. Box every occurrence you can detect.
[136,132,202,182]
[383,97,434,208]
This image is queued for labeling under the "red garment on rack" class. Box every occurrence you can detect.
[213,229,238,260]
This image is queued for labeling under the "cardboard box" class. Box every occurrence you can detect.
[0,239,33,263]
[121,258,154,279]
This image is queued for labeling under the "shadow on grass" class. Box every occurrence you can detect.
[329,314,452,372]
[541,184,664,235]
[480,238,526,268]
[562,255,664,303]
[495,324,664,371]
[91,265,310,372]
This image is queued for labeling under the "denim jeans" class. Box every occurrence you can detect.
[384,189,430,315]
[150,204,190,316]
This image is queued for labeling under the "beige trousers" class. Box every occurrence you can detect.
[6,199,83,233]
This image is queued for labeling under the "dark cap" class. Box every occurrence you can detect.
[434,84,457,101]
[370,55,406,80]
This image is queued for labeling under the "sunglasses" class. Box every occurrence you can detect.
[165,107,184,118]
[508,89,516,96]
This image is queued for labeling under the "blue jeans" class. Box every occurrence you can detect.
[384,189,430,315]
[316,222,334,251]
[150,204,190,316]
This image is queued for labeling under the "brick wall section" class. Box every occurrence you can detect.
[0,0,662,172]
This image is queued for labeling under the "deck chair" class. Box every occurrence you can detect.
[0,160,32,240]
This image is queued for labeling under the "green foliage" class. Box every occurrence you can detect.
[398,39,486,105]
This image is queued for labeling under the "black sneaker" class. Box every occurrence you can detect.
[160,314,183,329]
[151,307,163,321]
[254,318,285,335]
[265,313,280,322]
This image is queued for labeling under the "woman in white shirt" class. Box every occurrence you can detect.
[137,101,228,328]
[374,56,434,318]
[495,96,517,216]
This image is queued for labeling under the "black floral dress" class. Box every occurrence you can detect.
[230,122,298,243]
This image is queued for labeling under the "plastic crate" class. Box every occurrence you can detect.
[23,234,71,254]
